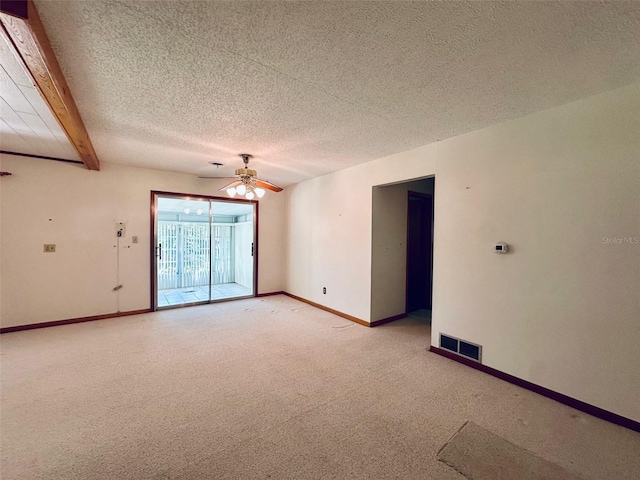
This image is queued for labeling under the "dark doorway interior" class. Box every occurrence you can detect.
[406,192,433,312]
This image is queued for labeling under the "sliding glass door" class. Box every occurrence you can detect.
[210,200,254,301]
[153,193,256,309]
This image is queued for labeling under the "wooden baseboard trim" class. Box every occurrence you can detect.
[429,346,640,433]
[0,309,152,334]
[281,293,407,328]
[256,291,285,297]
[282,292,370,327]
[370,313,408,327]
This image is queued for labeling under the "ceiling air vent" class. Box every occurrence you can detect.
[440,334,482,362]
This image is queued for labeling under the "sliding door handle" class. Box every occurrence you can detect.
[251,243,254,257]
[156,243,162,260]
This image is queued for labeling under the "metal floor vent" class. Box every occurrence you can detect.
[440,334,482,362]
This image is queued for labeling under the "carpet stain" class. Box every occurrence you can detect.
[292,306,313,312]
[438,422,584,480]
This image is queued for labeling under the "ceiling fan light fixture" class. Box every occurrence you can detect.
[211,153,283,199]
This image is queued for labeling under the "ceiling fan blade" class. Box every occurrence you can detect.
[255,178,283,192]
[217,180,242,192]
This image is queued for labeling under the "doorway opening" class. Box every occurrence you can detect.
[370,177,434,324]
[151,192,257,310]
[406,191,434,313]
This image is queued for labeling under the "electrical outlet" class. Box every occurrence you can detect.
[132,236,139,244]
[43,244,56,253]
[323,287,326,294]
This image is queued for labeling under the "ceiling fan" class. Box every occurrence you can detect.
[198,154,283,200]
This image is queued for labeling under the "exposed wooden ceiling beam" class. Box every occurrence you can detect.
[0,0,100,170]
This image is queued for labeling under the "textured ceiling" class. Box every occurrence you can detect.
[34,0,640,186]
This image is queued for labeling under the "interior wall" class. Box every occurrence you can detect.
[285,82,640,421]
[432,82,640,422]
[0,157,284,328]
[284,145,438,321]
[371,178,434,322]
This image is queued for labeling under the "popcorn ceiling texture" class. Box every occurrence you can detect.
[35,0,640,185]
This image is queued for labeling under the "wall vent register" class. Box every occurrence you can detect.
[439,334,482,362]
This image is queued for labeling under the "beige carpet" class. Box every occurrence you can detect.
[438,421,583,480]
[1,295,639,479]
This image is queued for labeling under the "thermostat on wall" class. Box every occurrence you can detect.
[494,242,508,253]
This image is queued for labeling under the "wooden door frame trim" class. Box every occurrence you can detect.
[150,190,259,311]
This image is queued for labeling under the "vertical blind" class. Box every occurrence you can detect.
[157,222,233,290]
